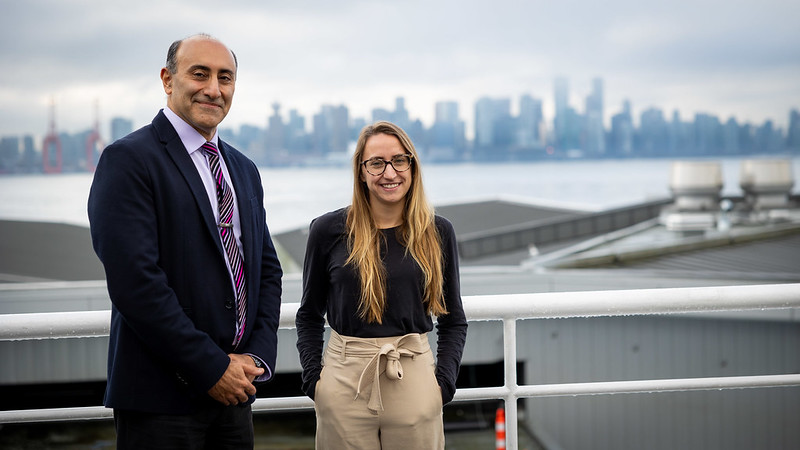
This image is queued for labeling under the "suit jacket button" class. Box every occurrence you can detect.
[224,300,234,309]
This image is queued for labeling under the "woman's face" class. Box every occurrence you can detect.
[359,133,413,210]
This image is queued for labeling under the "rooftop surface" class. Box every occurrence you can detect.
[1,197,797,288]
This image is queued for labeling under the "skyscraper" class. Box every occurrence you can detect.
[393,97,409,128]
[474,97,511,148]
[584,78,605,156]
[610,100,634,157]
[694,113,723,156]
[788,109,800,152]
[640,107,669,157]
[286,109,308,153]
[517,94,543,150]
[553,77,567,146]
[110,117,133,144]
[266,102,285,154]
[20,135,37,173]
[0,136,19,172]
[435,101,459,124]
[313,104,350,155]
[553,76,581,151]
[554,76,569,120]
[430,101,466,161]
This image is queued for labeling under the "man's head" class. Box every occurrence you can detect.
[161,34,237,141]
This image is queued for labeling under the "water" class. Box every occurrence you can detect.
[1,157,798,232]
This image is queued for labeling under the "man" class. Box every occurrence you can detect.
[88,33,283,449]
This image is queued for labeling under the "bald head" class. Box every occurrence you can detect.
[166,33,238,75]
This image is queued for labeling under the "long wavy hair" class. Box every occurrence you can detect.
[346,121,447,323]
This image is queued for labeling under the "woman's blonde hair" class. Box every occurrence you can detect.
[346,121,447,323]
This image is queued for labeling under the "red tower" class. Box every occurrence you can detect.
[42,99,63,174]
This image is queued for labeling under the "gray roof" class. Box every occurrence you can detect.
[435,199,581,235]
[608,232,800,281]
[0,220,105,282]
[272,199,583,270]
[2,197,797,286]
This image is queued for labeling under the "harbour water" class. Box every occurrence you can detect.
[1,156,798,232]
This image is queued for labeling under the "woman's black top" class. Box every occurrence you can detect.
[295,207,468,404]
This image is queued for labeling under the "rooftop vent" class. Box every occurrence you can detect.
[740,159,794,210]
[661,161,724,231]
[669,161,723,211]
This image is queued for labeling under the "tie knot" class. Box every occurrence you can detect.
[201,141,219,155]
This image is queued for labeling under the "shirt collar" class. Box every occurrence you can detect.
[162,107,219,155]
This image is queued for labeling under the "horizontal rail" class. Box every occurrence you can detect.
[2,283,798,341]
[514,373,800,397]
[0,310,110,340]
[2,373,799,424]
[465,283,800,321]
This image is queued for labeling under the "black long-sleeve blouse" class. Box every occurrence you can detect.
[295,207,468,404]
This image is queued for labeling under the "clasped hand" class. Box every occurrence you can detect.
[207,353,264,406]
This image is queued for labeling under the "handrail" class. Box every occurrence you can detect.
[2,283,800,450]
[3,283,798,341]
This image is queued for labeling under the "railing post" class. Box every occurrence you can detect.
[503,317,518,450]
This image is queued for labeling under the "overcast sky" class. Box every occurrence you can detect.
[2,0,799,140]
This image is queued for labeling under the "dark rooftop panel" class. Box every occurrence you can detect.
[614,233,800,281]
[436,199,581,235]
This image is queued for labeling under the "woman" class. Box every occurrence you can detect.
[295,121,468,449]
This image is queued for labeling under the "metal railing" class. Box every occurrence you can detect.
[2,283,800,450]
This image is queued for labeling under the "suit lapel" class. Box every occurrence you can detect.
[153,113,225,258]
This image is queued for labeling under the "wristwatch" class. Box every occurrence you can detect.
[249,355,264,369]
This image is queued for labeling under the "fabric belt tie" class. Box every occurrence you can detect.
[328,331,429,413]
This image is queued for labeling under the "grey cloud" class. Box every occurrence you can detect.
[1,0,798,136]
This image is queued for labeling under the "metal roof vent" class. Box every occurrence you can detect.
[740,159,794,210]
[669,161,723,210]
[661,161,723,231]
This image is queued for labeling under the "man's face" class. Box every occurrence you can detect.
[161,38,236,140]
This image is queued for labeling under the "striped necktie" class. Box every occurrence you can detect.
[202,141,247,348]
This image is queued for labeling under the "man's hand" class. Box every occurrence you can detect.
[207,354,265,406]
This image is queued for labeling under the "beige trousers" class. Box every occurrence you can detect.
[314,330,445,450]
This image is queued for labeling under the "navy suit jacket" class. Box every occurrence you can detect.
[88,111,283,414]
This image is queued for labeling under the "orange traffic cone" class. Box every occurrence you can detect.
[495,406,506,450]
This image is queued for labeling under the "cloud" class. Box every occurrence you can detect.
[1,0,798,138]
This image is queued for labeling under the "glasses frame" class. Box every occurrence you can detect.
[360,154,414,176]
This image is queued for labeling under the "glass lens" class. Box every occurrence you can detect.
[367,159,386,173]
[392,155,411,170]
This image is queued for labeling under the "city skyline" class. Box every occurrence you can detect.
[3,79,798,143]
[3,83,796,175]
[2,0,798,139]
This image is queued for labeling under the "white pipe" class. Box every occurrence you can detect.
[3,374,798,424]
[513,373,800,397]
[465,283,800,321]
[0,310,110,340]
[2,284,799,341]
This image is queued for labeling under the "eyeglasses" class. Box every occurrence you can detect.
[361,154,414,176]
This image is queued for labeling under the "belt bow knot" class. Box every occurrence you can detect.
[354,335,425,412]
